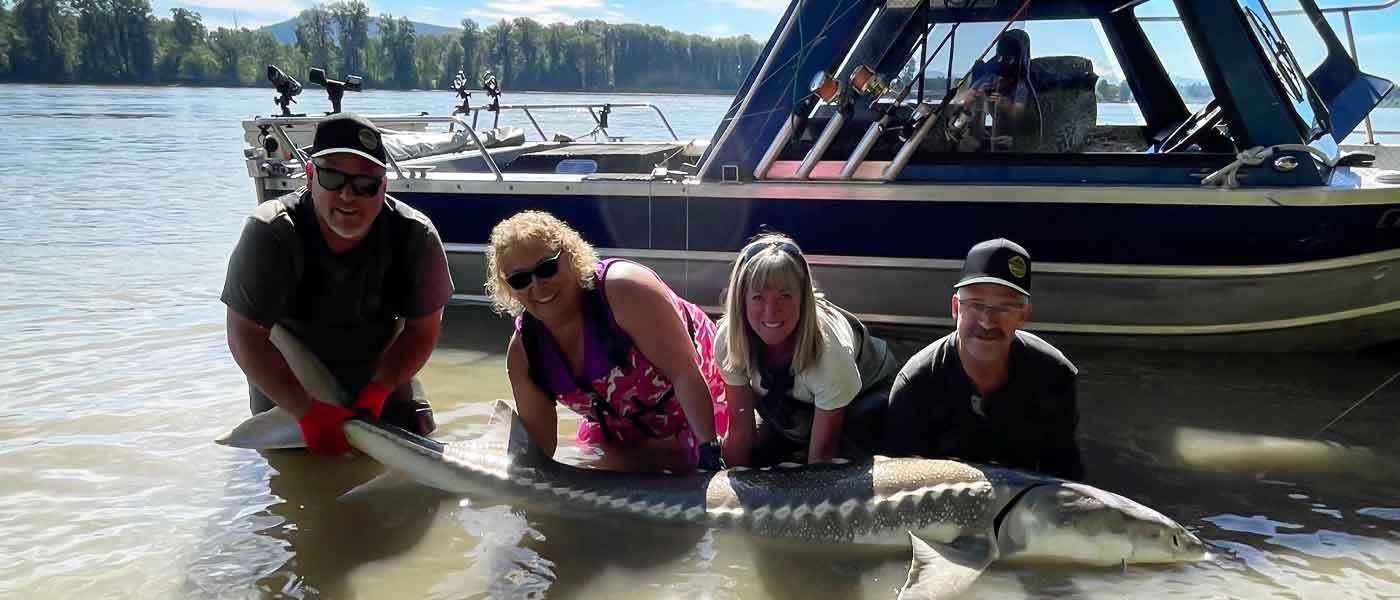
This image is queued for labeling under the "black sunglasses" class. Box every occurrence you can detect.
[314,163,383,196]
[506,251,563,290]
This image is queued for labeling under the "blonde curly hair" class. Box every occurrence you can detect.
[485,211,600,316]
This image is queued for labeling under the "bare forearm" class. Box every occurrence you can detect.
[673,373,718,442]
[807,437,839,464]
[229,332,315,418]
[371,313,442,389]
[507,331,560,457]
[807,408,844,464]
[723,386,757,467]
[517,396,560,457]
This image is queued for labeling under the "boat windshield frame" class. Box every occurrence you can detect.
[696,0,1393,187]
[1234,0,1332,142]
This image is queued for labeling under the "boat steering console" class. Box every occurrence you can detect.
[1157,99,1233,153]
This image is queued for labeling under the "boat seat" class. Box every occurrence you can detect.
[1028,56,1099,153]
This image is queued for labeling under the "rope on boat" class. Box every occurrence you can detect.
[1201,144,1339,188]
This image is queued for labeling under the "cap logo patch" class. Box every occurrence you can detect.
[1007,256,1027,279]
[358,128,379,150]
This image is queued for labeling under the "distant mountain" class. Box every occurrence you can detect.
[259,16,461,45]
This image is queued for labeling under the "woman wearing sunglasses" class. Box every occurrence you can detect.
[715,233,899,467]
[487,211,728,472]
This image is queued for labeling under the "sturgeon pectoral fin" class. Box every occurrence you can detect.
[215,406,305,449]
[338,469,420,503]
[897,532,995,600]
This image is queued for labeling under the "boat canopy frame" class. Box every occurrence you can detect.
[696,0,1394,187]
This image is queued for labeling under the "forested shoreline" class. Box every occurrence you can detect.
[3,1,1398,106]
[0,0,764,94]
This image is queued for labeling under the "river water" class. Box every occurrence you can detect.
[1,83,1398,599]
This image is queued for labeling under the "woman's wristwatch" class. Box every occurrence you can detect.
[697,439,725,471]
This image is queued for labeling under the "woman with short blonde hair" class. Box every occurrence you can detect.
[715,233,898,467]
[489,211,728,472]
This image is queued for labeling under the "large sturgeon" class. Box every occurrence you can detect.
[217,328,1208,599]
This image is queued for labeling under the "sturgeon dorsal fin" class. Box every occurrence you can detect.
[477,399,546,461]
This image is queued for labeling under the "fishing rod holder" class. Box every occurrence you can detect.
[309,67,362,114]
[450,70,472,116]
[267,64,303,117]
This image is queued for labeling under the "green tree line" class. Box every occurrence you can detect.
[0,0,763,93]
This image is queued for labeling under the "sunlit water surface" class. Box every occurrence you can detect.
[1,83,1398,599]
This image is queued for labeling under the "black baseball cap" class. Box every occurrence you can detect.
[954,238,1031,296]
[310,113,387,168]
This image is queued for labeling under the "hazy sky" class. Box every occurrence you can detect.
[154,0,1400,85]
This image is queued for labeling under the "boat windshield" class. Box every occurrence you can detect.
[739,0,1369,186]
[1236,0,1331,141]
[755,3,1240,184]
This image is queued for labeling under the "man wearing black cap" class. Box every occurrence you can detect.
[222,113,454,454]
[880,239,1083,480]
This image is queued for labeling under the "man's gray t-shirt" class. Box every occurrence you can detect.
[220,189,454,389]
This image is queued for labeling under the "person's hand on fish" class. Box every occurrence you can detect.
[353,381,392,419]
[297,400,356,454]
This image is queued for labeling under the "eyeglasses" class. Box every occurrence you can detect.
[959,299,1026,317]
[314,163,383,196]
[505,251,563,290]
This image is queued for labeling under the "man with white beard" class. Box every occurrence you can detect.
[221,113,454,454]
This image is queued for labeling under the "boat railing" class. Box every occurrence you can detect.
[251,102,683,183]
[1142,0,1398,144]
[251,115,504,181]
[447,115,505,182]
[455,102,680,143]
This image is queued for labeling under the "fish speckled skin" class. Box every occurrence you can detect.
[343,402,1203,564]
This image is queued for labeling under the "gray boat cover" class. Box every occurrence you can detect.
[381,126,526,161]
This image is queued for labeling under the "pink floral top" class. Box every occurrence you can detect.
[517,259,727,460]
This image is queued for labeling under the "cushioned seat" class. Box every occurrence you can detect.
[1028,56,1099,153]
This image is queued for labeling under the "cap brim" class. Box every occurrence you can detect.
[953,276,1030,296]
[311,147,386,168]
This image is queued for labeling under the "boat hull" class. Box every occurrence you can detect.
[253,175,1400,351]
[437,242,1400,352]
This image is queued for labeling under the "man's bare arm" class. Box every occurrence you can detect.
[226,308,316,418]
[370,307,445,389]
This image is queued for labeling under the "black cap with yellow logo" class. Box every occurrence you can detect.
[310,112,387,168]
[954,238,1031,296]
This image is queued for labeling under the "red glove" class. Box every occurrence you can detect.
[352,381,392,419]
[297,401,356,454]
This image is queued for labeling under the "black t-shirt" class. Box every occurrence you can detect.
[881,330,1083,480]
[220,189,454,386]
